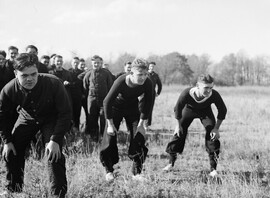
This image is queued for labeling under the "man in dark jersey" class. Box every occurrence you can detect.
[163,74,227,177]
[100,58,153,182]
[0,50,15,91]
[0,53,71,197]
[146,61,162,128]
[69,57,84,132]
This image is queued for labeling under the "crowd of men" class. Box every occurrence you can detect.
[0,45,164,197]
[0,44,227,198]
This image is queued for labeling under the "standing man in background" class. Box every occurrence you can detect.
[6,46,19,69]
[83,55,113,143]
[115,61,132,79]
[69,57,84,133]
[25,45,48,73]
[0,50,15,91]
[146,61,162,129]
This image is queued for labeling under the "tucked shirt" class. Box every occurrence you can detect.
[103,74,153,120]
[174,87,227,120]
[0,74,72,145]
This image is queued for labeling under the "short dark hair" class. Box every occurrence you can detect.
[8,46,18,51]
[197,74,214,84]
[50,54,56,59]
[26,45,38,52]
[73,57,80,61]
[40,55,50,60]
[125,61,132,65]
[0,50,7,58]
[131,58,148,70]
[91,55,102,61]
[55,55,63,59]
[149,61,156,65]
[79,58,85,62]
[14,53,39,71]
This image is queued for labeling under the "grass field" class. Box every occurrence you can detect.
[1,85,270,198]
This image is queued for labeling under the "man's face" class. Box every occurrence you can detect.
[78,61,86,70]
[9,49,18,61]
[41,58,50,66]
[197,82,214,97]
[124,64,132,73]
[91,59,102,70]
[26,48,38,55]
[15,66,38,90]
[72,59,79,69]
[130,68,148,85]
[0,54,5,66]
[148,64,155,73]
[55,57,63,69]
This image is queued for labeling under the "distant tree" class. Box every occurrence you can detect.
[188,54,212,84]
[209,53,238,86]
[158,52,193,85]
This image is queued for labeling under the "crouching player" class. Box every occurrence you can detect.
[163,74,227,177]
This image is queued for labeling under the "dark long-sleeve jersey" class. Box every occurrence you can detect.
[103,74,153,120]
[148,71,162,95]
[0,62,15,91]
[0,74,72,145]
[69,68,84,97]
[174,87,227,120]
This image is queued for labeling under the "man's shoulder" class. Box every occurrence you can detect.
[38,73,61,84]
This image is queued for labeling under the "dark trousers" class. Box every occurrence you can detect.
[86,97,105,142]
[5,121,67,197]
[165,107,220,171]
[100,107,147,175]
[147,93,156,126]
[71,95,82,129]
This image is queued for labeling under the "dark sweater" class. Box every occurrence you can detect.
[103,74,153,120]
[0,74,72,144]
[174,87,227,120]
[148,71,162,95]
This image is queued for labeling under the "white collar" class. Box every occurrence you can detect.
[189,87,212,103]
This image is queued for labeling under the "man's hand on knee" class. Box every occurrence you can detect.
[2,142,17,161]
[45,140,61,163]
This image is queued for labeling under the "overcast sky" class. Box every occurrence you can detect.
[0,0,269,62]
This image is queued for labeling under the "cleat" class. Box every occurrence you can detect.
[209,170,218,177]
[105,172,114,182]
[162,164,173,171]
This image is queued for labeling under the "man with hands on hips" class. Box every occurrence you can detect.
[0,53,72,197]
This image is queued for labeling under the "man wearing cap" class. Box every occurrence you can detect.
[162,74,227,178]
[83,55,114,142]
[0,53,71,197]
